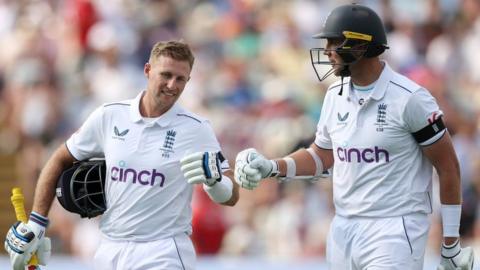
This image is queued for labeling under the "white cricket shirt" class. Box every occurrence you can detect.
[315,62,445,217]
[66,91,228,241]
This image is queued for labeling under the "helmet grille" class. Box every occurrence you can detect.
[70,160,106,218]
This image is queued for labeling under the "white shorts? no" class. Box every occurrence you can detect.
[327,213,430,270]
[93,233,196,270]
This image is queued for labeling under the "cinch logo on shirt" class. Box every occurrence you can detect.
[110,166,166,187]
[336,146,390,163]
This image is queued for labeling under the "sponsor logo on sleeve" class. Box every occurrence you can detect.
[428,112,438,124]
[428,112,441,132]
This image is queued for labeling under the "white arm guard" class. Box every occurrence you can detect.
[306,147,323,176]
[203,175,233,203]
[278,148,328,182]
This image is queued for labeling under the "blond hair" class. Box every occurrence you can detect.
[148,40,195,68]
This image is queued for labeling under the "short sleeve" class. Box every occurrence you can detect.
[403,88,445,145]
[195,120,230,171]
[314,102,333,150]
[66,106,105,160]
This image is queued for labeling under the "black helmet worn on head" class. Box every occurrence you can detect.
[310,4,389,83]
[56,159,106,218]
[313,4,388,57]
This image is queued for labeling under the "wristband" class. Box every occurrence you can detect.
[269,160,280,177]
[441,204,461,237]
[283,157,296,178]
[29,211,49,228]
[204,175,233,203]
[441,239,461,258]
[28,211,49,239]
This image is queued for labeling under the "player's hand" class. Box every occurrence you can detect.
[235,148,277,190]
[4,212,51,270]
[437,240,474,270]
[180,151,222,186]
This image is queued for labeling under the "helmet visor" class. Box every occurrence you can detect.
[310,36,370,82]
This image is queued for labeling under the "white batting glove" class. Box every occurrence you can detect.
[437,240,474,270]
[234,148,278,190]
[4,212,51,270]
[180,151,223,186]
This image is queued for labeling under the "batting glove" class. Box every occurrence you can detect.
[234,148,278,190]
[4,212,51,270]
[437,240,474,270]
[181,151,223,186]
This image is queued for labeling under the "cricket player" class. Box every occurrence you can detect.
[5,40,239,270]
[235,4,473,270]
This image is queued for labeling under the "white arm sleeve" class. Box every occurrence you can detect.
[306,148,324,176]
[203,175,233,203]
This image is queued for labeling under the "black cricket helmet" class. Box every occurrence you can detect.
[56,159,106,218]
[310,3,389,81]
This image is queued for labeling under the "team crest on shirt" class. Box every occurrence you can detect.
[160,129,176,158]
[374,103,388,132]
[112,126,129,141]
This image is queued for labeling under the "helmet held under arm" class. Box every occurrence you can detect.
[56,159,106,218]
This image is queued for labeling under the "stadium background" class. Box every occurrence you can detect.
[0,0,480,269]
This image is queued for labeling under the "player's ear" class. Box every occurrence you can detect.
[144,63,151,78]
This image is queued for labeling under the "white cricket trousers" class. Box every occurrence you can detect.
[93,233,196,270]
[326,213,430,270]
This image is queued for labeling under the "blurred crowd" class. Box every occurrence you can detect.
[1,0,480,264]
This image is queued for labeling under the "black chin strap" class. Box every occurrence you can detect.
[340,64,351,77]
[338,65,350,95]
[339,76,344,95]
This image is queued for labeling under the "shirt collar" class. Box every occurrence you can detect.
[345,61,393,101]
[130,91,144,123]
[129,91,181,127]
[370,61,392,101]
